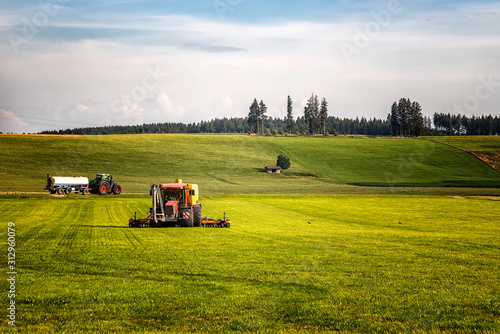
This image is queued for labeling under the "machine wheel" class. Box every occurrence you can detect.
[82,188,89,195]
[179,209,194,227]
[98,182,109,195]
[112,184,122,195]
[193,204,202,227]
[180,219,193,227]
[57,188,64,195]
[65,188,71,194]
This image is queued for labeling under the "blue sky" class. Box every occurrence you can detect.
[0,0,499,133]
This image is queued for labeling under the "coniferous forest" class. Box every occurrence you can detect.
[39,97,499,136]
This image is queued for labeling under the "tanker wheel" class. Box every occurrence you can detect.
[57,188,64,195]
[98,182,109,195]
[65,188,71,194]
[82,189,89,195]
[193,205,202,227]
[112,184,122,195]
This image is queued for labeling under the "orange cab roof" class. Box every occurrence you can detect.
[161,184,185,189]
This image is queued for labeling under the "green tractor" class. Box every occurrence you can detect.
[89,174,122,195]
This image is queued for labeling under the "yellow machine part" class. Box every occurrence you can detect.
[186,183,199,206]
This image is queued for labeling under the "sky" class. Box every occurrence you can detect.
[0,0,499,133]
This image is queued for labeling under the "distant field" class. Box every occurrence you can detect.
[262,136,500,188]
[1,194,498,333]
[0,134,499,194]
[427,136,500,171]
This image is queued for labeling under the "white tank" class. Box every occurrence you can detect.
[49,176,89,187]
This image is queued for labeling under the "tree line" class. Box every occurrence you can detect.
[433,113,500,136]
[40,116,393,136]
[39,96,498,136]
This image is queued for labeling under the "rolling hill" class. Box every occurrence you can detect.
[0,134,499,194]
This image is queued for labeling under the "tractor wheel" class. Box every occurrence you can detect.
[57,188,64,195]
[98,182,109,195]
[112,184,122,195]
[179,209,194,227]
[180,219,193,227]
[193,204,202,227]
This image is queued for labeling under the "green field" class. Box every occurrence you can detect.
[1,134,499,194]
[1,194,499,333]
[426,136,500,172]
[1,134,499,333]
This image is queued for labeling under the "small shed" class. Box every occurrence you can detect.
[265,166,282,174]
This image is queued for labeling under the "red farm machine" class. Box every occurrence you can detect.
[129,179,230,228]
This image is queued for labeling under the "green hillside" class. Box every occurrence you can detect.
[1,134,499,194]
[427,136,500,171]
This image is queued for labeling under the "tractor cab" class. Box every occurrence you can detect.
[160,179,199,208]
[95,174,112,182]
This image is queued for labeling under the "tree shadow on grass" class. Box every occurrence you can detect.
[253,168,267,173]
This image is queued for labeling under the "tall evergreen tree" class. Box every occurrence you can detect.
[312,95,320,134]
[286,95,294,134]
[390,102,399,136]
[398,98,411,136]
[304,95,313,135]
[409,101,424,136]
[304,93,321,135]
[391,98,423,136]
[259,100,267,135]
[319,98,328,134]
[247,98,260,134]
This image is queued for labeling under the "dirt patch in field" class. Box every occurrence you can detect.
[471,152,500,171]
[49,194,66,198]
[447,196,466,199]
[471,196,500,201]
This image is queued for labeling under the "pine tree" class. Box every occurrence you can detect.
[304,93,321,135]
[259,100,267,135]
[390,102,399,136]
[247,98,260,134]
[397,98,411,136]
[319,98,328,134]
[286,95,294,134]
[409,101,424,136]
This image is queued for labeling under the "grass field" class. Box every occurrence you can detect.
[1,134,499,333]
[1,134,499,194]
[1,194,499,333]
[426,136,500,171]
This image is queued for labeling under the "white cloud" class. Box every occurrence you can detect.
[0,109,27,126]
[0,2,499,133]
[75,103,88,113]
[157,92,173,113]
[0,109,29,133]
